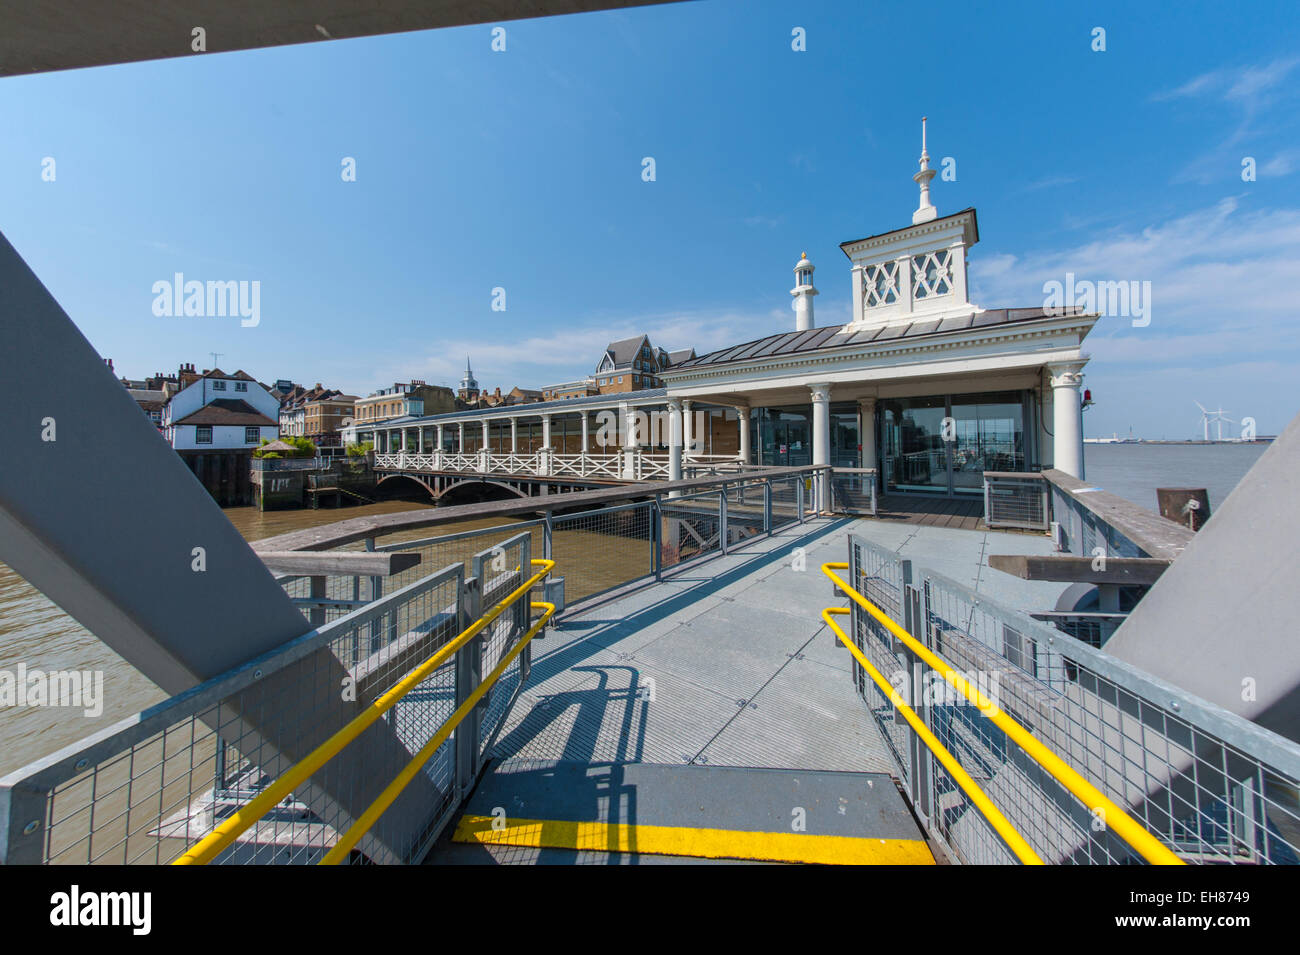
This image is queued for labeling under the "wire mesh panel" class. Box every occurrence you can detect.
[915,558,1300,865]
[721,481,766,547]
[551,502,655,603]
[831,469,877,516]
[375,520,546,595]
[472,534,532,762]
[1,565,468,866]
[660,491,724,570]
[767,477,801,531]
[983,473,1048,530]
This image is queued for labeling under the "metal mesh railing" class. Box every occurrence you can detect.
[552,502,655,603]
[840,532,1300,865]
[1,564,468,865]
[983,473,1049,530]
[832,468,878,516]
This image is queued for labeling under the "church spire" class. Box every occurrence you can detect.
[912,116,937,225]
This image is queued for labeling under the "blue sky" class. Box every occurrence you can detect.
[2,0,1298,437]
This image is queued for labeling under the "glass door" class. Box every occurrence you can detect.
[949,392,1026,495]
[883,396,950,494]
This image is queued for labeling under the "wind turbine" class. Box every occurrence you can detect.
[1194,401,1212,441]
[1210,408,1234,442]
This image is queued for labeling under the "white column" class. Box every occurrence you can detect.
[417,426,424,453]
[667,398,683,493]
[457,422,465,456]
[734,405,750,465]
[540,414,552,476]
[623,404,639,479]
[1049,361,1087,479]
[436,424,445,452]
[682,399,694,458]
[510,417,518,454]
[810,384,831,511]
[481,419,491,471]
[859,396,878,470]
[580,412,589,454]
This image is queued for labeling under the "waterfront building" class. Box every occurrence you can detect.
[353,382,427,428]
[161,368,280,450]
[347,124,1098,496]
[303,391,358,448]
[541,337,695,401]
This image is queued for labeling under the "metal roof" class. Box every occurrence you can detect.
[669,307,1089,372]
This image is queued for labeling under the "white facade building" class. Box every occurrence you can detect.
[162,368,280,451]
[352,122,1098,507]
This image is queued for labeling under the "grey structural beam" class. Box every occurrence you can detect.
[258,550,421,577]
[987,554,1170,586]
[1104,411,1300,743]
[0,0,685,77]
[0,230,436,862]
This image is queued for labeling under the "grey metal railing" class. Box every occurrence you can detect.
[983,471,1049,530]
[831,467,878,516]
[0,533,537,866]
[1,467,832,865]
[843,531,1300,865]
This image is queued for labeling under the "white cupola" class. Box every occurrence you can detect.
[838,118,982,331]
[790,251,818,331]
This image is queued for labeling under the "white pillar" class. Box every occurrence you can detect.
[437,423,445,452]
[1049,361,1087,479]
[682,399,694,458]
[457,422,465,455]
[481,419,491,471]
[580,412,589,454]
[667,398,683,493]
[810,384,831,511]
[417,426,424,453]
[510,417,518,454]
[623,404,639,480]
[540,414,552,476]
[734,405,750,465]
[859,397,878,472]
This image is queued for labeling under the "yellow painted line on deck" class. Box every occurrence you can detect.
[453,814,934,865]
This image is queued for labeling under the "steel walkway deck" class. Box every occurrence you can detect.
[423,516,1067,863]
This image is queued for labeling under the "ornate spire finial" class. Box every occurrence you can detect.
[912,116,937,225]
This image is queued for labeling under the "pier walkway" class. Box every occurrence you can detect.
[426,516,1065,863]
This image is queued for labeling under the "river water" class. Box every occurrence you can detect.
[0,442,1272,777]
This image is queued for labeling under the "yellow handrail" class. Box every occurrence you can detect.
[822,561,1183,866]
[822,607,1042,864]
[173,559,555,866]
[319,600,556,864]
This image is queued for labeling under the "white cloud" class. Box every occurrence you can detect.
[970,197,1300,371]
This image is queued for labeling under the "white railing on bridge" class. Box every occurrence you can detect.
[376,448,683,481]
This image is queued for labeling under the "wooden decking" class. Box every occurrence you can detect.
[872,494,985,530]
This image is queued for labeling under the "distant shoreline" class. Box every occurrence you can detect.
[1083,438,1275,445]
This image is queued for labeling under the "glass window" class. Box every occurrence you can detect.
[212,380,226,390]
[235,381,248,392]
[244,427,260,443]
[196,426,213,444]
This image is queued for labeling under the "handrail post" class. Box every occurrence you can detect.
[796,473,805,524]
[455,575,483,799]
[652,494,662,580]
[719,488,728,556]
[900,559,932,825]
